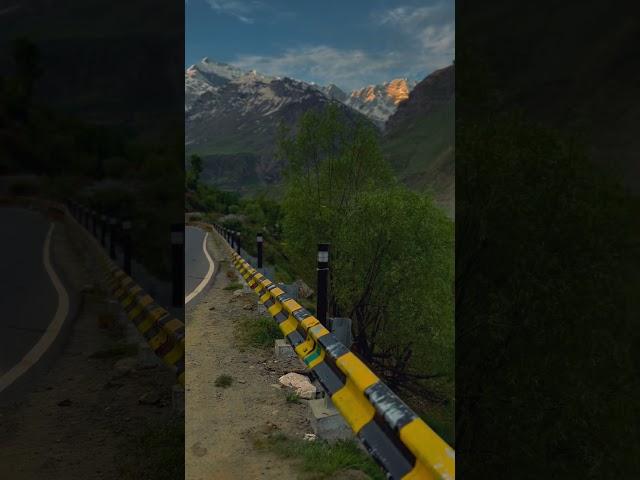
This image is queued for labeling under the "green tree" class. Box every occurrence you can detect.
[278,104,394,284]
[334,188,454,400]
[279,106,454,439]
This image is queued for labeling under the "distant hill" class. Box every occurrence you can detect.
[382,65,454,217]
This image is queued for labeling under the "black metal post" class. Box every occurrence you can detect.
[257,234,263,269]
[235,231,241,254]
[122,220,132,275]
[171,224,184,307]
[317,243,330,327]
[109,217,117,259]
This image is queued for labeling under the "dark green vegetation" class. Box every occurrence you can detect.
[0,37,183,280]
[118,419,184,480]
[456,15,640,476]
[235,316,283,350]
[214,374,234,388]
[254,432,385,480]
[190,105,455,445]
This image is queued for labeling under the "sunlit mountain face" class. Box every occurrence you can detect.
[345,78,418,127]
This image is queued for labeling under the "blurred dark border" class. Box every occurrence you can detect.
[0,1,185,478]
[456,1,640,477]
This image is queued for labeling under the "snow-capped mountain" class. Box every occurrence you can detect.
[185,58,372,187]
[344,79,418,127]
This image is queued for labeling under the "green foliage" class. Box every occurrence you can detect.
[255,433,385,480]
[214,374,234,388]
[285,392,301,404]
[235,316,283,349]
[224,281,243,291]
[334,188,454,399]
[278,104,395,284]
[278,105,455,441]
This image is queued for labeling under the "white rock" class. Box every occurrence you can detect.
[278,372,316,400]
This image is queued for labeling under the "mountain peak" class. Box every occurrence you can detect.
[344,78,417,126]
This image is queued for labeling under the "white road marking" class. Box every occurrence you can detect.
[0,222,70,393]
[185,230,215,305]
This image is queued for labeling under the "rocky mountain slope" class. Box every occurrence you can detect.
[344,79,417,127]
[382,65,455,217]
[185,58,372,191]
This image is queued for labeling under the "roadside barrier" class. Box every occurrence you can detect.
[212,223,455,480]
[67,201,186,386]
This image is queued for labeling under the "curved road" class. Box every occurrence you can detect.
[0,207,68,393]
[185,226,214,305]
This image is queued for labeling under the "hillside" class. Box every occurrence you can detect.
[382,65,455,217]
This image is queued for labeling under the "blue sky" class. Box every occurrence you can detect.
[185,0,454,91]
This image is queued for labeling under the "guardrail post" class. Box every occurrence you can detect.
[257,233,263,268]
[122,219,132,275]
[235,231,241,254]
[171,224,184,307]
[100,214,107,247]
[317,243,330,327]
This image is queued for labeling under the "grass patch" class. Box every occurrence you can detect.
[224,281,243,291]
[88,343,138,359]
[214,374,233,388]
[118,419,184,480]
[254,432,384,480]
[285,392,301,404]
[235,316,282,350]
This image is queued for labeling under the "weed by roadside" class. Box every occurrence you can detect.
[235,316,282,350]
[214,374,233,388]
[254,432,384,480]
[224,281,243,291]
[285,392,301,404]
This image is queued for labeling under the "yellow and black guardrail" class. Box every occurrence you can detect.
[67,201,186,386]
[214,226,455,480]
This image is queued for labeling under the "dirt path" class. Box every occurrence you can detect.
[0,214,180,480]
[186,229,311,480]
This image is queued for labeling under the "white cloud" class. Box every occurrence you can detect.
[377,5,440,26]
[222,3,454,89]
[374,3,455,60]
[232,45,437,91]
[206,0,262,24]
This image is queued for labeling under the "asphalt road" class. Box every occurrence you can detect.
[0,207,58,378]
[185,226,214,305]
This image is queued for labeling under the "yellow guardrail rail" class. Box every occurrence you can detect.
[68,201,185,386]
[213,223,454,480]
